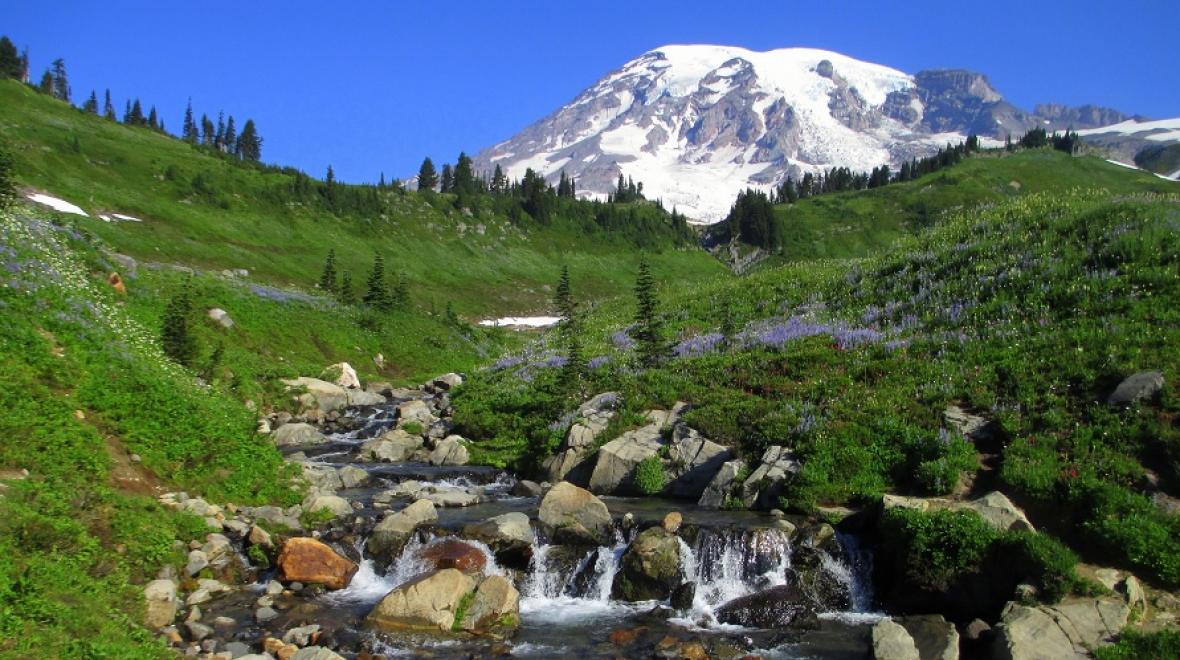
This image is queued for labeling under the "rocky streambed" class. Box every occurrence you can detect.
[145,369,1163,659]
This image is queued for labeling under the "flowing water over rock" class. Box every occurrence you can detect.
[197,396,883,658]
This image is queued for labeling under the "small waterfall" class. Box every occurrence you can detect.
[834,530,875,612]
[676,527,793,625]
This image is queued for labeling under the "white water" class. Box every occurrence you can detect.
[520,530,637,624]
[674,527,794,627]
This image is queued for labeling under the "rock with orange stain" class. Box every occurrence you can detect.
[277,537,358,590]
[417,539,487,574]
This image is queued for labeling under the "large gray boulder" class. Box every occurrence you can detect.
[301,463,344,493]
[360,429,424,462]
[741,446,801,510]
[365,568,475,632]
[666,425,732,499]
[283,377,349,413]
[881,491,1034,533]
[611,527,682,601]
[274,423,328,447]
[872,618,920,660]
[397,399,438,427]
[991,597,1129,660]
[428,435,470,466]
[897,615,959,660]
[538,481,613,546]
[346,389,386,407]
[463,512,534,550]
[542,392,620,483]
[698,459,746,509]
[367,499,438,560]
[587,405,682,495]
[715,584,817,628]
[143,579,178,629]
[1107,370,1165,406]
[459,574,520,633]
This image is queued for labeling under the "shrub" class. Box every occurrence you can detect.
[634,455,667,495]
[881,508,997,592]
[1094,629,1180,660]
[996,531,1079,603]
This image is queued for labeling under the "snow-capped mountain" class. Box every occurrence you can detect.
[473,45,1163,222]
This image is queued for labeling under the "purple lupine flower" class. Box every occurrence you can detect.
[587,355,611,369]
[833,326,883,349]
[548,411,577,433]
[537,355,567,369]
[885,339,909,351]
[612,329,636,350]
[673,332,725,358]
[492,355,524,371]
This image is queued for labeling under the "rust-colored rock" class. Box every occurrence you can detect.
[609,627,645,646]
[277,537,358,590]
[663,511,683,534]
[417,539,487,574]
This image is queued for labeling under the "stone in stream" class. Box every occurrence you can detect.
[273,422,328,448]
[462,512,534,568]
[283,377,349,413]
[346,388,385,407]
[872,618,920,660]
[365,568,475,632]
[611,527,682,601]
[714,584,819,629]
[301,463,344,493]
[428,435,470,466]
[459,575,520,633]
[367,499,438,560]
[511,480,543,498]
[277,537,358,590]
[396,399,438,427]
[670,581,696,611]
[537,481,614,546]
[360,429,424,462]
[302,494,353,519]
[324,362,361,389]
[431,373,464,391]
[291,648,346,660]
[143,579,178,629]
[418,539,487,574]
[897,614,959,660]
[697,458,746,509]
[337,464,370,489]
[588,407,677,495]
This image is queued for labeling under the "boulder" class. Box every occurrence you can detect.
[611,527,682,601]
[944,405,999,443]
[367,499,438,560]
[283,377,349,413]
[1107,370,1165,406]
[346,389,386,407]
[992,597,1129,660]
[365,568,475,632]
[207,307,234,329]
[512,480,543,498]
[698,459,746,509]
[715,584,818,628]
[337,465,370,489]
[248,525,274,549]
[432,373,464,391]
[428,435,470,466]
[588,422,664,494]
[282,623,321,646]
[397,399,437,427]
[418,539,487,574]
[277,537,358,590]
[460,575,520,632]
[292,648,345,660]
[662,511,683,534]
[897,615,959,660]
[538,481,614,546]
[958,491,1034,533]
[463,512,534,553]
[741,446,801,510]
[303,494,353,519]
[324,362,360,389]
[360,429,424,462]
[671,581,696,610]
[872,618,920,660]
[143,579,178,629]
[666,426,733,499]
[417,484,483,508]
[274,423,328,448]
[302,463,344,493]
[541,392,620,483]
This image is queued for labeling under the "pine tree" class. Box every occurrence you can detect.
[182,99,197,143]
[0,37,21,79]
[417,157,437,191]
[553,266,584,388]
[148,105,159,130]
[440,164,453,193]
[224,115,236,153]
[160,281,198,367]
[235,119,262,161]
[82,90,98,114]
[453,152,475,196]
[338,271,355,305]
[633,260,665,368]
[38,70,52,95]
[318,249,338,293]
[200,114,214,145]
[50,58,69,102]
[491,164,507,195]
[719,299,736,349]
[0,141,16,210]
[103,89,115,120]
[363,253,391,310]
[390,273,409,309]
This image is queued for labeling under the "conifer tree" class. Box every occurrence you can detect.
[391,273,410,309]
[633,260,665,368]
[453,152,475,196]
[103,89,115,120]
[318,249,338,293]
[0,37,21,79]
[200,114,214,145]
[38,70,52,95]
[338,271,355,305]
[235,119,262,161]
[440,164,454,193]
[553,266,584,387]
[148,105,159,130]
[215,111,225,149]
[363,253,391,310]
[50,58,69,102]
[224,116,236,153]
[0,141,16,210]
[182,99,197,143]
[82,90,98,114]
[160,281,198,367]
[417,157,437,191]
[491,164,507,195]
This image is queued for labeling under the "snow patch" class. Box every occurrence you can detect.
[26,193,88,217]
[479,316,562,329]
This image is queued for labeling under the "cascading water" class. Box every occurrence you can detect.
[520,530,633,624]
[675,527,794,626]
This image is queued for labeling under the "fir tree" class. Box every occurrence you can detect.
[363,253,391,310]
[719,299,736,349]
[215,111,225,149]
[224,115,236,153]
[200,114,214,145]
[160,281,198,367]
[491,164,507,195]
[147,105,159,130]
[453,152,475,196]
[553,266,584,387]
[0,141,16,210]
[0,37,21,79]
[235,119,262,161]
[417,157,437,191]
[440,163,454,193]
[633,260,665,368]
[391,273,410,309]
[82,90,98,114]
[50,58,69,102]
[338,271,355,305]
[103,89,115,120]
[38,70,52,95]
[182,99,197,143]
[318,249,338,293]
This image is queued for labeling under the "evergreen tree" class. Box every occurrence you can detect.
[127,99,144,125]
[363,253,391,310]
[417,157,437,191]
[318,249,338,293]
[453,152,475,196]
[147,105,159,130]
[103,89,115,120]
[38,70,52,95]
[390,273,409,308]
[200,114,214,145]
[182,99,197,143]
[214,111,225,149]
[719,299,736,349]
[0,141,16,210]
[82,90,98,114]
[224,115,236,153]
[338,271,355,305]
[50,58,69,102]
[633,260,665,368]
[440,163,454,193]
[378,172,386,187]
[160,281,198,367]
[491,164,507,195]
[235,119,262,161]
[553,266,584,387]
[0,37,21,79]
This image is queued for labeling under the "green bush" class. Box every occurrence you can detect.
[996,531,1079,603]
[634,456,667,495]
[881,508,998,592]
[1093,628,1180,660]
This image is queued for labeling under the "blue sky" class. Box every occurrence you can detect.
[4,1,1178,183]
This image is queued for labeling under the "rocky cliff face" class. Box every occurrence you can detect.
[473,45,1154,221]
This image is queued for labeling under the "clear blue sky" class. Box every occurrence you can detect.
[4,1,1178,183]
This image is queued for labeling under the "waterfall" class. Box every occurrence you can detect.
[834,530,875,612]
[675,527,793,625]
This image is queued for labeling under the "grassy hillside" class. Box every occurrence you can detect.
[455,187,1180,590]
[0,80,725,319]
[770,149,1177,262]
